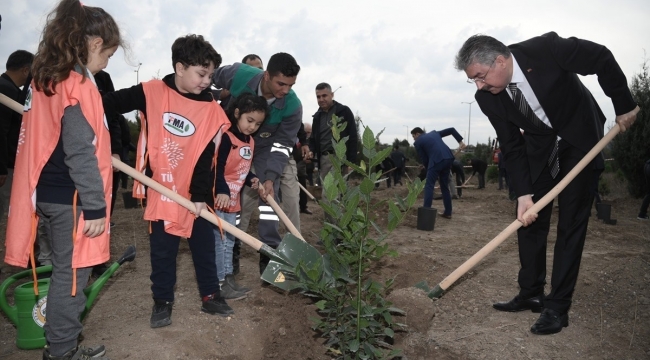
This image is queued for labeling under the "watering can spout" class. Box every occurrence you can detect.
[82,246,136,318]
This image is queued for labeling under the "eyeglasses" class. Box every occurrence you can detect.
[467,59,496,84]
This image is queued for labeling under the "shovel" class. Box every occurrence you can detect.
[112,159,324,291]
[298,182,319,204]
[0,93,325,291]
[416,125,622,299]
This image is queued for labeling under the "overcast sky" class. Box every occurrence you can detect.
[2,0,649,148]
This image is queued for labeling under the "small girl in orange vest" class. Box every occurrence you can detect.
[4,1,124,359]
[213,94,267,299]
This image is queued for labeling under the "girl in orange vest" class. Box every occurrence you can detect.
[4,1,124,359]
[213,94,267,299]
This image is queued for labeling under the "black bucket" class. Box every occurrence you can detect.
[596,202,611,221]
[417,207,436,231]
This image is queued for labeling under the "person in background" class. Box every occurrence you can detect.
[451,159,465,198]
[411,127,465,219]
[468,158,487,189]
[390,144,406,186]
[638,159,650,220]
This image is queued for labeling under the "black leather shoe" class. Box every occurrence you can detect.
[493,294,543,313]
[530,308,568,335]
[300,208,313,215]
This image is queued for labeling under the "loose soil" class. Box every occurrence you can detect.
[1,173,649,359]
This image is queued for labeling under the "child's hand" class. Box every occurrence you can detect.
[83,218,106,238]
[250,178,260,190]
[215,194,230,210]
[192,202,207,218]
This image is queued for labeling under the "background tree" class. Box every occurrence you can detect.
[611,61,650,197]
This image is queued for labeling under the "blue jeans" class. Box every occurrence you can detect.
[214,211,237,281]
[423,158,453,215]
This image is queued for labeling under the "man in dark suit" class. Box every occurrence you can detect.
[467,158,488,189]
[455,32,639,335]
[411,127,465,219]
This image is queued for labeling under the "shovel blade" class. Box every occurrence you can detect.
[259,234,326,291]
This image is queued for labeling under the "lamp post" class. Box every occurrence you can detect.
[134,62,142,84]
[461,101,475,146]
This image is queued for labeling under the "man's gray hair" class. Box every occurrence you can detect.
[454,35,511,71]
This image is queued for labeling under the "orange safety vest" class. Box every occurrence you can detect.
[133,80,228,237]
[4,71,112,269]
[218,131,254,213]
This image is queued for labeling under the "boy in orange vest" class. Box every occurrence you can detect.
[102,34,231,328]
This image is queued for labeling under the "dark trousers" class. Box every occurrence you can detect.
[455,171,465,197]
[498,168,509,190]
[423,158,453,215]
[639,178,650,217]
[476,171,486,189]
[392,168,403,185]
[149,218,219,301]
[516,140,593,314]
[298,175,308,210]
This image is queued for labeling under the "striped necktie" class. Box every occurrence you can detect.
[508,83,560,179]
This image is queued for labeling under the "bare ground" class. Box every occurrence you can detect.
[1,172,649,359]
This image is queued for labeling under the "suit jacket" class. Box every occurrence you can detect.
[413,128,463,168]
[476,32,636,197]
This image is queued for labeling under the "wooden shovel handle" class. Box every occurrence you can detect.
[298,182,318,202]
[437,125,621,291]
[111,159,266,251]
[265,195,305,241]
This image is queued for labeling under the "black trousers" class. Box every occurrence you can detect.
[149,218,219,301]
[516,140,593,314]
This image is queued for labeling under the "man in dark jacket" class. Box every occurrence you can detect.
[0,50,33,217]
[309,82,357,180]
[412,127,465,218]
[390,145,406,186]
[468,158,488,189]
[451,159,465,197]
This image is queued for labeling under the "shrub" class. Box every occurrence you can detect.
[296,116,424,359]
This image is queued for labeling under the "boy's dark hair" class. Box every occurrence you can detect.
[6,50,34,71]
[411,127,424,135]
[242,54,261,63]
[393,144,399,150]
[227,93,269,131]
[315,82,331,91]
[266,52,300,78]
[171,34,222,70]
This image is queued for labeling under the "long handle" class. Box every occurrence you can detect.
[0,94,268,253]
[112,159,265,251]
[435,125,620,294]
[265,195,305,241]
[462,174,474,186]
[298,182,318,203]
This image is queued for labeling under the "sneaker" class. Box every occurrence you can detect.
[638,215,649,220]
[201,294,234,316]
[150,299,173,328]
[219,280,247,300]
[225,274,251,294]
[43,346,109,360]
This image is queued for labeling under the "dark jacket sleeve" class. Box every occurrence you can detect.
[438,127,464,143]
[214,134,231,196]
[190,140,216,202]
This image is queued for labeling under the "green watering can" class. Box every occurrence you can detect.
[0,246,136,349]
